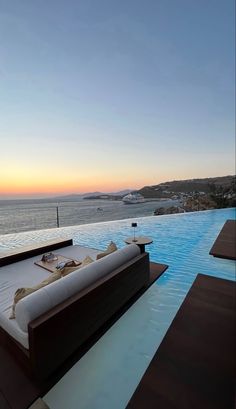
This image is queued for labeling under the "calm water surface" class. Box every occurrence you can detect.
[0,198,177,235]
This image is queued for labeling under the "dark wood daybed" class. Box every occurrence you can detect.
[0,239,151,382]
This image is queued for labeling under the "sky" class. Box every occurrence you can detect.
[0,0,235,199]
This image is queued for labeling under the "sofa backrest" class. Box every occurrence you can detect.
[15,244,141,332]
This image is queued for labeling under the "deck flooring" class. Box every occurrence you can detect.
[0,261,167,409]
[126,274,236,409]
[210,219,236,260]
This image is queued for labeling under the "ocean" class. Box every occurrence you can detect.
[0,198,177,235]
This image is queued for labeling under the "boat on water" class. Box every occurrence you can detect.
[122,193,145,204]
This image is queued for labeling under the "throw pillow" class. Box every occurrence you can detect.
[61,255,94,276]
[9,271,61,319]
[96,241,118,260]
[80,255,94,267]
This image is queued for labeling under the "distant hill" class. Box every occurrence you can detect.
[54,189,133,201]
[138,175,236,198]
[53,177,236,201]
[82,190,133,198]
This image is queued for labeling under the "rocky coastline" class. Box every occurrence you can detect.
[154,194,236,216]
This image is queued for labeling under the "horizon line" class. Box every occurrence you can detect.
[0,174,235,201]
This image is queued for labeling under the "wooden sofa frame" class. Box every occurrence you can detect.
[0,240,150,381]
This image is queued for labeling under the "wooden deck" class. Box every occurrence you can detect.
[126,274,236,409]
[0,260,167,409]
[210,219,236,260]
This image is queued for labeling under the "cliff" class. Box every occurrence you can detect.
[138,175,235,198]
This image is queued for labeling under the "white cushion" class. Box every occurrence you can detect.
[15,244,140,332]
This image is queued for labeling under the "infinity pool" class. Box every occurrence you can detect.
[41,208,236,409]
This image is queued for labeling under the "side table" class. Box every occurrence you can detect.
[124,236,153,253]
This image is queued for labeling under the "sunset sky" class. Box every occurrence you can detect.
[0,0,235,199]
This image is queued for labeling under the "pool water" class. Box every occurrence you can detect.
[42,208,235,409]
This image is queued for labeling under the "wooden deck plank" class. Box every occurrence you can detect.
[210,219,236,260]
[148,261,168,284]
[126,274,236,409]
[0,260,168,409]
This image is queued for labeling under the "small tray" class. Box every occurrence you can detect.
[35,254,80,273]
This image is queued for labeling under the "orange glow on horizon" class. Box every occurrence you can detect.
[1,165,162,197]
[2,163,229,198]
[0,175,152,197]
[0,181,143,196]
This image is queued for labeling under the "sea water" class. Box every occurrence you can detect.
[0,197,177,235]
